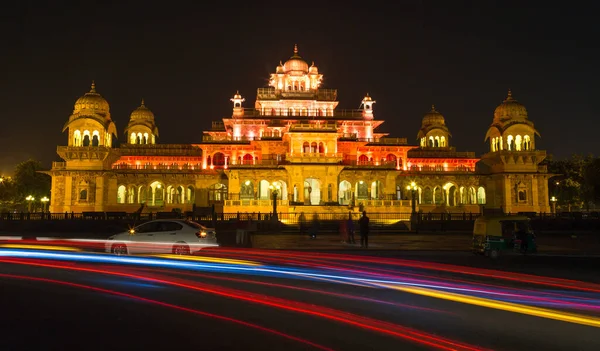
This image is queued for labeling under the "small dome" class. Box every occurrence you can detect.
[283,44,309,74]
[494,90,528,121]
[422,105,446,126]
[130,99,155,120]
[308,61,318,74]
[73,81,110,115]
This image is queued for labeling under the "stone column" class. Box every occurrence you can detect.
[94,176,105,212]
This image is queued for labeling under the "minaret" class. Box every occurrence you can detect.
[231,90,245,118]
[361,93,375,120]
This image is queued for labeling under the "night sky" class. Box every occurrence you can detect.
[1,1,598,175]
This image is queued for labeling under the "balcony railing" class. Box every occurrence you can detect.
[118,144,203,156]
[366,137,408,145]
[201,135,253,143]
[52,161,66,170]
[286,153,344,163]
[407,149,477,158]
[342,160,397,169]
[256,87,338,101]
[288,123,338,132]
[228,108,365,119]
[405,165,475,173]
[112,163,203,171]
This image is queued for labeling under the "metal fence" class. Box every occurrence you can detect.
[0,211,482,223]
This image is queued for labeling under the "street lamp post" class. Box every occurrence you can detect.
[25,195,35,213]
[406,182,418,232]
[269,183,280,223]
[550,196,557,216]
[41,196,50,212]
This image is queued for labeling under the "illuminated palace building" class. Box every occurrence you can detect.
[48,46,551,215]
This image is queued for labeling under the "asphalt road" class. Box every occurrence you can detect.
[1,249,600,351]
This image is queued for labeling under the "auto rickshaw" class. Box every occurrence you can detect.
[472,215,537,259]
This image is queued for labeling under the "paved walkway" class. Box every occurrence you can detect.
[251,232,600,254]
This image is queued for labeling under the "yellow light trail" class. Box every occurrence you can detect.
[150,254,260,266]
[0,244,81,252]
[379,283,600,328]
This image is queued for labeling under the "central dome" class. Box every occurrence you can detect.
[73,81,110,115]
[422,105,446,126]
[130,99,155,120]
[494,90,528,121]
[283,44,309,74]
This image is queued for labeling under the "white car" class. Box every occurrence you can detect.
[105,219,218,255]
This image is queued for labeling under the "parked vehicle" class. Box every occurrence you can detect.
[105,219,218,255]
[472,215,537,259]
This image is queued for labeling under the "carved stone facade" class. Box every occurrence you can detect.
[47,47,550,216]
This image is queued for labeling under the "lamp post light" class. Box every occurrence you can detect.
[550,196,557,216]
[269,183,280,223]
[406,182,418,232]
[25,195,35,213]
[41,196,50,212]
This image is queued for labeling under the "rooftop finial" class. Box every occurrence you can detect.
[293,43,298,55]
[431,104,436,111]
[140,98,145,106]
[236,90,239,95]
[507,89,513,100]
[90,80,96,93]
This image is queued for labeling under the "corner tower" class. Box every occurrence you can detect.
[124,99,159,144]
[63,81,117,147]
[417,105,451,148]
[477,90,551,214]
[50,81,120,213]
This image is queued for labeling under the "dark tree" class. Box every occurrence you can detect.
[13,159,51,200]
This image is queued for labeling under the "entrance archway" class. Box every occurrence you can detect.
[339,180,352,205]
[304,178,321,205]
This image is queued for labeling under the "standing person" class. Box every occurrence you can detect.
[310,213,320,239]
[298,212,307,237]
[359,210,370,248]
[346,211,355,244]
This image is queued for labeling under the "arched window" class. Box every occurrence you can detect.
[130,132,137,144]
[358,154,369,165]
[117,185,126,204]
[515,135,522,151]
[507,135,514,151]
[92,130,100,146]
[311,142,317,153]
[208,183,228,202]
[523,135,531,150]
[143,133,149,144]
[82,130,91,146]
[73,130,82,146]
[318,142,324,153]
[243,153,253,165]
[302,142,310,153]
[440,136,446,147]
[186,186,195,204]
[386,154,397,164]
[241,180,254,199]
[477,187,486,204]
[79,189,88,201]
[212,152,225,167]
[434,136,440,147]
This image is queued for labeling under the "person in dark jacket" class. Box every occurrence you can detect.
[359,210,369,248]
